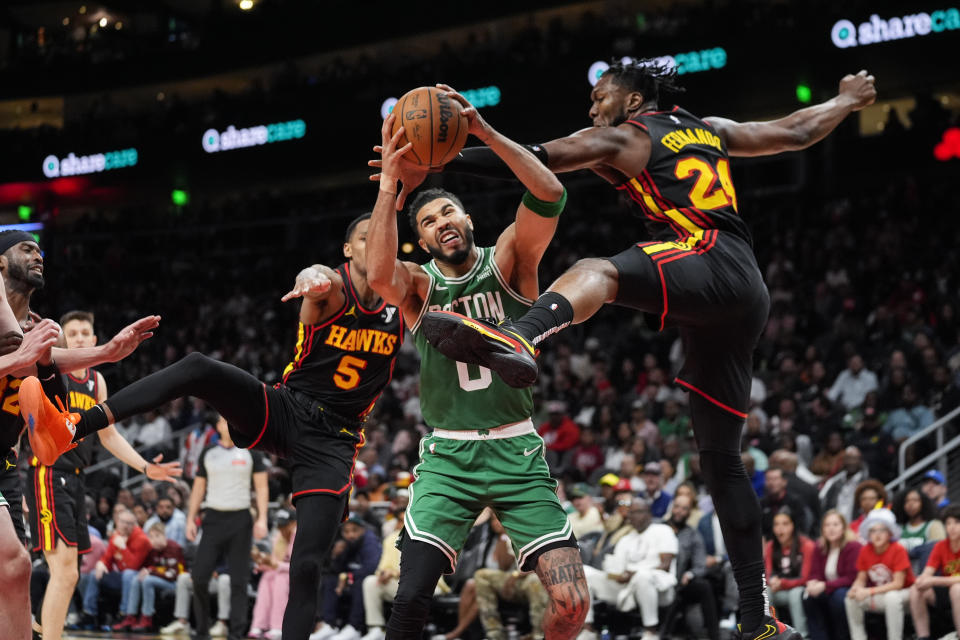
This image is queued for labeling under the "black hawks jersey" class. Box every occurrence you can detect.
[618,106,751,246]
[53,370,100,470]
[0,375,24,455]
[282,263,403,420]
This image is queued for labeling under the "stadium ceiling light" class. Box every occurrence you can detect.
[238,0,254,10]
[98,17,107,27]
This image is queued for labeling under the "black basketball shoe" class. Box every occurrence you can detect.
[419,310,538,388]
[734,616,803,640]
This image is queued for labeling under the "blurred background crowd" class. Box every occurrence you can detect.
[1,0,958,638]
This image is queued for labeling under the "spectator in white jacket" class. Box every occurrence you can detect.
[582,501,678,640]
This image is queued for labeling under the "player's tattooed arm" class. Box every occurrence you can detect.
[535,547,590,640]
[281,264,345,326]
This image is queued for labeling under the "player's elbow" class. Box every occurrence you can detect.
[540,180,565,203]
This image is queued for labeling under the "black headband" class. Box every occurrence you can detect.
[0,231,37,256]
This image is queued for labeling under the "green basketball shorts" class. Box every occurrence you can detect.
[403,419,574,572]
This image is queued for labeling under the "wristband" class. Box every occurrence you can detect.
[36,361,59,381]
[522,188,567,218]
[380,176,398,196]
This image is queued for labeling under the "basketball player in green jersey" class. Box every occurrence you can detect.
[366,90,588,640]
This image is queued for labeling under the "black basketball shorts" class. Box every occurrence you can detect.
[0,450,25,543]
[230,384,364,506]
[607,230,771,419]
[26,465,91,553]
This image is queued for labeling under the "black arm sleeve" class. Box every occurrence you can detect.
[443,144,550,180]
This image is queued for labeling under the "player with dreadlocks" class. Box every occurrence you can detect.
[390,59,877,640]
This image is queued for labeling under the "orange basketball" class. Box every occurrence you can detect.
[391,86,469,167]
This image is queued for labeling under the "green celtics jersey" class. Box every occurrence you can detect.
[412,246,534,430]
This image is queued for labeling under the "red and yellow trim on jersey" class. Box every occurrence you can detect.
[282,323,313,382]
[620,171,713,248]
[282,290,353,383]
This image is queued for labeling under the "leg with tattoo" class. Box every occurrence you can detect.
[534,547,589,640]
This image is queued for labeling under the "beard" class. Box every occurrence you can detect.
[608,108,630,128]
[425,226,475,265]
[8,260,44,290]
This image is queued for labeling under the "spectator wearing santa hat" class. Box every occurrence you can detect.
[845,508,915,640]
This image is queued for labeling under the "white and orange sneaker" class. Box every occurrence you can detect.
[20,376,79,466]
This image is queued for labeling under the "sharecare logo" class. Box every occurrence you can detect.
[588,49,727,86]
[202,119,306,153]
[831,8,960,48]
[42,148,137,179]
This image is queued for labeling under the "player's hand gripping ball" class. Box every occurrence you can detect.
[391,86,469,167]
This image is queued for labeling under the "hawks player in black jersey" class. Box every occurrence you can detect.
[21,213,404,640]
[0,230,165,640]
[27,310,180,640]
[409,67,877,640]
[0,320,60,640]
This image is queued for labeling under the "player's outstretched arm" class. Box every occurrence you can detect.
[435,85,567,299]
[281,264,346,326]
[367,114,430,320]
[0,318,59,378]
[51,315,161,371]
[439,84,564,203]
[441,125,631,180]
[709,70,877,157]
[95,373,182,481]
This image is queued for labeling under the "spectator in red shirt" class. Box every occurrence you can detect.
[83,507,152,624]
[570,428,604,480]
[845,508,914,640]
[764,507,815,637]
[909,503,960,640]
[113,521,186,632]
[537,400,580,468]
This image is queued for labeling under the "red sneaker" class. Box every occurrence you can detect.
[132,614,154,631]
[112,614,138,631]
[20,376,79,466]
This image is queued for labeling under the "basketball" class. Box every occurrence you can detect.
[391,86,469,167]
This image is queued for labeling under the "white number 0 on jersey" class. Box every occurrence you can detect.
[455,361,492,392]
